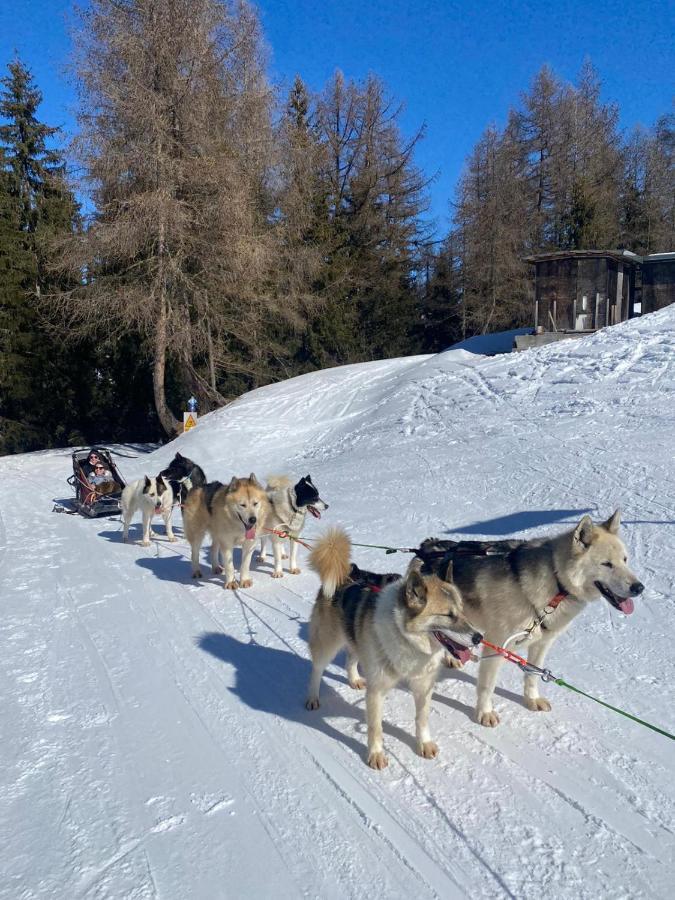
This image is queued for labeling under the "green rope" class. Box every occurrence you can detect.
[554,678,675,741]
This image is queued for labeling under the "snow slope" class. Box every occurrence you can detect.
[2,308,674,899]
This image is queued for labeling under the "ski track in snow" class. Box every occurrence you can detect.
[1,309,675,898]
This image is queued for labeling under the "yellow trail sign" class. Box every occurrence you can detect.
[183,412,198,432]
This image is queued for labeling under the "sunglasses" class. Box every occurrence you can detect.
[94,465,105,471]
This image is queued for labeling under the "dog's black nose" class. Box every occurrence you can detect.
[630,581,644,596]
[471,632,483,646]
[248,516,257,525]
[323,502,329,510]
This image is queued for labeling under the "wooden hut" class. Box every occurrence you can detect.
[517,250,675,349]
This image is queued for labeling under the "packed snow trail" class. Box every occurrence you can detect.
[1,307,674,898]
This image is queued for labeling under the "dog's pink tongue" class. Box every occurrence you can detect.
[245,526,256,540]
[455,647,473,664]
[618,597,635,615]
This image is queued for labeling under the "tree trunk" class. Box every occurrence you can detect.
[153,288,180,436]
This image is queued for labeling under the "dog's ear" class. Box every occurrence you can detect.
[176,452,184,461]
[443,558,454,582]
[249,472,262,488]
[573,515,594,552]
[603,509,621,534]
[405,570,428,613]
[305,474,313,483]
[227,476,239,491]
[157,475,166,493]
[144,475,151,488]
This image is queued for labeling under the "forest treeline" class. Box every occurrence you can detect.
[1,0,673,453]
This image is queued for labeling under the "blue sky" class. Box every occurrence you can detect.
[2,0,673,235]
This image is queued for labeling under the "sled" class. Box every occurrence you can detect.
[67,447,126,517]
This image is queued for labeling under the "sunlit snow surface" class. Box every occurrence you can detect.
[1,308,674,898]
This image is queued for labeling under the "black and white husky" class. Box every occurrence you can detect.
[259,475,328,577]
[159,452,207,504]
[121,475,175,546]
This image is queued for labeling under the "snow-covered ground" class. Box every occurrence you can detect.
[2,308,674,899]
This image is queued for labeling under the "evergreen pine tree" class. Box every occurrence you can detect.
[0,58,85,453]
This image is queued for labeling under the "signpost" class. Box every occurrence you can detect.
[183,396,198,433]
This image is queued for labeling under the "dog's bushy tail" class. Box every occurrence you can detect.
[309,527,352,599]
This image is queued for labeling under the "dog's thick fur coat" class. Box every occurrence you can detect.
[259,475,328,577]
[121,476,175,546]
[306,528,481,769]
[182,474,269,588]
[420,511,644,726]
[159,452,206,504]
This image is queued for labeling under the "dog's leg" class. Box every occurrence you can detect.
[305,630,344,710]
[476,649,507,727]
[141,508,153,546]
[409,670,439,759]
[289,536,301,574]
[190,530,206,578]
[239,540,256,589]
[346,652,365,690]
[259,535,268,561]
[122,508,130,543]
[271,533,284,578]
[163,506,177,542]
[366,679,395,769]
[223,546,237,589]
[210,541,223,575]
[523,636,556,712]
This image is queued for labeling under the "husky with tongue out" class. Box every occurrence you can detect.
[258,475,329,577]
[417,510,644,729]
[182,474,270,589]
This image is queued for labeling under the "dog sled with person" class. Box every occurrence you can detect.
[67,447,126,517]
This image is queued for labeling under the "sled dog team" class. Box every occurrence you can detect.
[122,452,644,769]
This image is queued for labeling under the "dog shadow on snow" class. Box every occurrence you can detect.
[446,507,592,537]
[196,626,528,761]
[197,629,428,760]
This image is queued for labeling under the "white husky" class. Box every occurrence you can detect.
[121,475,175,546]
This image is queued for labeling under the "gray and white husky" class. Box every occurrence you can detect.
[259,475,328,577]
[419,510,644,727]
[305,528,482,769]
[121,476,175,546]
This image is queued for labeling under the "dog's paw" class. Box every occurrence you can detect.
[212,565,223,575]
[443,652,464,669]
[240,579,253,589]
[272,571,284,579]
[192,569,203,579]
[349,677,366,691]
[477,710,500,727]
[168,535,178,543]
[367,751,389,770]
[305,697,320,711]
[141,540,151,547]
[225,581,239,590]
[525,697,552,712]
[290,567,301,575]
[418,741,439,759]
